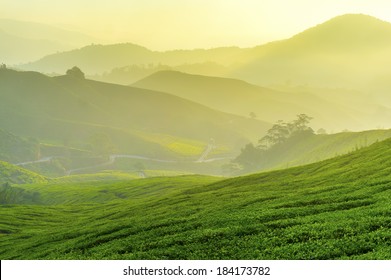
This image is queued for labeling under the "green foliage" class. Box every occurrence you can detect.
[1,139,391,259]
[235,128,391,174]
[66,66,85,79]
[0,183,41,204]
[259,114,313,148]
[0,161,47,185]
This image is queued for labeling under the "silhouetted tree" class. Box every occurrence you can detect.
[259,114,313,148]
[288,114,313,133]
[259,120,290,148]
[66,66,85,79]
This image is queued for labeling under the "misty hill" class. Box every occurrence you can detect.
[0,69,269,162]
[21,43,245,75]
[0,29,66,65]
[19,14,391,95]
[233,14,391,90]
[0,19,95,64]
[133,70,387,131]
[92,62,229,85]
[2,137,391,259]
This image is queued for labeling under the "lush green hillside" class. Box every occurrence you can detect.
[1,138,391,259]
[133,70,380,131]
[0,161,47,185]
[234,129,391,174]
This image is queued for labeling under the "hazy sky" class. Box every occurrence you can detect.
[2,0,391,49]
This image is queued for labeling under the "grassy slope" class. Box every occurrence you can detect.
[0,161,47,185]
[1,139,391,259]
[240,129,391,173]
[0,129,39,163]
[0,69,269,160]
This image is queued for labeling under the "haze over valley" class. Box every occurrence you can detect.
[2,1,391,261]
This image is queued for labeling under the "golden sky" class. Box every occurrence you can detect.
[2,0,391,49]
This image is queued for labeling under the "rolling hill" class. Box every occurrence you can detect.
[0,68,269,172]
[21,43,245,75]
[0,161,47,185]
[234,128,391,174]
[133,70,381,131]
[1,137,391,259]
[0,129,40,163]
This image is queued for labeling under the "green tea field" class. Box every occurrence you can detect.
[1,138,391,259]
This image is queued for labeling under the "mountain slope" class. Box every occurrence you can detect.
[0,69,269,161]
[0,29,67,65]
[0,129,40,163]
[235,129,391,174]
[133,70,383,131]
[232,14,391,89]
[21,43,246,74]
[1,138,391,259]
[0,161,47,185]
[20,14,391,94]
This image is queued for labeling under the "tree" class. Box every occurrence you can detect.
[66,66,85,79]
[235,143,263,167]
[258,120,290,148]
[258,114,313,149]
[289,114,313,133]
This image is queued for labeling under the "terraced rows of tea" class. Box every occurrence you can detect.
[1,139,391,259]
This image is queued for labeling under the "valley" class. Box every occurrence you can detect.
[1,11,391,261]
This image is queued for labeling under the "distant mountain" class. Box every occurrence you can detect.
[232,14,391,89]
[0,18,96,64]
[133,70,303,119]
[92,62,229,85]
[133,70,389,131]
[0,29,66,65]
[0,69,269,161]
[21,43,245,75]
[19,14,391,94]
